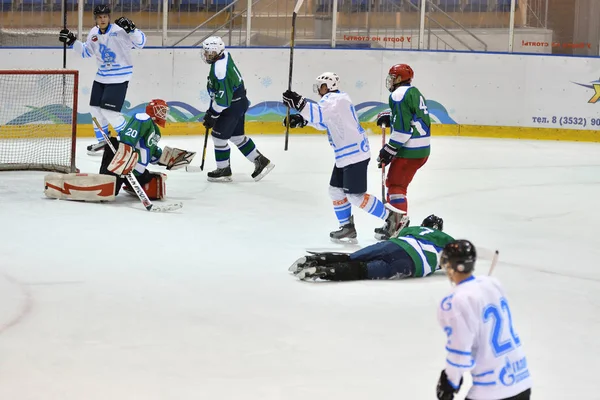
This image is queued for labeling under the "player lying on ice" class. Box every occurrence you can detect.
[289,214,454,281]
[44,99,196,203]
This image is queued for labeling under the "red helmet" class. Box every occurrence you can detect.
[146,99,169,128]
[386,64,414,92]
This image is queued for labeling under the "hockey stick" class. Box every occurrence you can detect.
[185,127,210,173]
[488,250,500,276]
[381,123,387,203]
[92,117,183,213]
[283,0,305,151]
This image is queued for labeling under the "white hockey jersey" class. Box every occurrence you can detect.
[299,91,370,168]
[437,275,531,400]
[73,24,146,84]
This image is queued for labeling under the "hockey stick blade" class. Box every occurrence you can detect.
[149,201,183,213]
[186,165,203,173]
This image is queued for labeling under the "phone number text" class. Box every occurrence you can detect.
[532,116,600,128]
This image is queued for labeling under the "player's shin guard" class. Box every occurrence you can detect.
[212,137,231,169]
[101,108,127,134]
[329,186,352,226]
[230,135,259,162]
[347,193,387,220]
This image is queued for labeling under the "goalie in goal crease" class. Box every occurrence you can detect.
[44,99,196,203]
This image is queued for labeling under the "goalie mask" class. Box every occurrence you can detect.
[313,72,340,95]
[386,64,414,93]
[146,99,169,128]
[201,36,225,64]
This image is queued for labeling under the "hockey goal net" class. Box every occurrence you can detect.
[0,70,78,173]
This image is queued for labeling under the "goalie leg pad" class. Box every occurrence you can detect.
[158,146,197,170]
[44,173,116,202]
[123,171,167,200]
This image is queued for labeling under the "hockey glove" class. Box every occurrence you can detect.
[58,28,76,46]
[107,143,138,176]
[377,143,398,168]
[203,108,220,129]
[283,113,307,129]
[436,370,462,400]
[115,17,136,33]
[157,146,197,170]
[282,89,306,112]
[376,110,391,127]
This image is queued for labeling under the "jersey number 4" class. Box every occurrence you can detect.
[483,298,521,357]
[419,96,429,114]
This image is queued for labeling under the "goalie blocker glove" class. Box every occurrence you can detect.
[58,28,76,46]
[282,113,307,129]
[107,143,138,176]
[282,90,306,112]
[115,17,136,33]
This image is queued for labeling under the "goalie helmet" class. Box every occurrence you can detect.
[93,4,110,15]
[146,99,169,128]
[386,64,414,93]
[440,240,477,274]
[421,214,443,231]
[313,72,340,94]
[201,36,225,64]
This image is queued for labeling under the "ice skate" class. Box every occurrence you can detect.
[288,252,351,273]
[207,166,233,182]
[251,152,275,182]
[374,204,410,241]
[294,265,332,281]
[330,215,358,244]
[87,141,107,156]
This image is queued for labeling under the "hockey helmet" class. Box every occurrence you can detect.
[93,4,111,15]
[421,214,443,231]
[201,36,225,64]
[313,72,340,94]
[146,99,169,128]
[386,64,414,92]
[440,240,477,274]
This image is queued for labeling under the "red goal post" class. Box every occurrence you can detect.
[0,69,78,173]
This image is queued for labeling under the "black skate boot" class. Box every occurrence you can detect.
[294,261,368,281]
[207,166,232,182]
[374,204,410,241]
[87,141,107,156]
[330,215,358,244]
[251,152,275,182]
[288,252,352,274]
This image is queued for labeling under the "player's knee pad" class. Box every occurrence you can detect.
[212,137,229,147]
[101,109,127,133]
[346,192,368,207]
[229,135,247,146]
[123,171,167,200]
[44,173,116,202]
[328,185,346,201]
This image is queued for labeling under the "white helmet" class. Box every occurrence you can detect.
[201,36,225,64]
[313,72,340,94]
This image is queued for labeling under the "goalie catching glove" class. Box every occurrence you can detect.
[107,143,138,176]
[157,146,197,170]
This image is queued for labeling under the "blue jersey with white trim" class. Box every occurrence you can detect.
[438,275,532,400]
[299,91,370,168]
[73,24,146,84]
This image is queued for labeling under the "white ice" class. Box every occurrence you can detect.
[1,134,599,400]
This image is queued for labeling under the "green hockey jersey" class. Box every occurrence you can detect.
[388,85,431,159]
[389,226,454,277]
[206,51,246,113]
[118,113,163,176]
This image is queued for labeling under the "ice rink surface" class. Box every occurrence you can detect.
[1,134,599,400]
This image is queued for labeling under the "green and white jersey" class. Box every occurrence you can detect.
[389,226,454,277]
[206,51,246,113]
[388,85,431,159]
[118,113,162,176]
